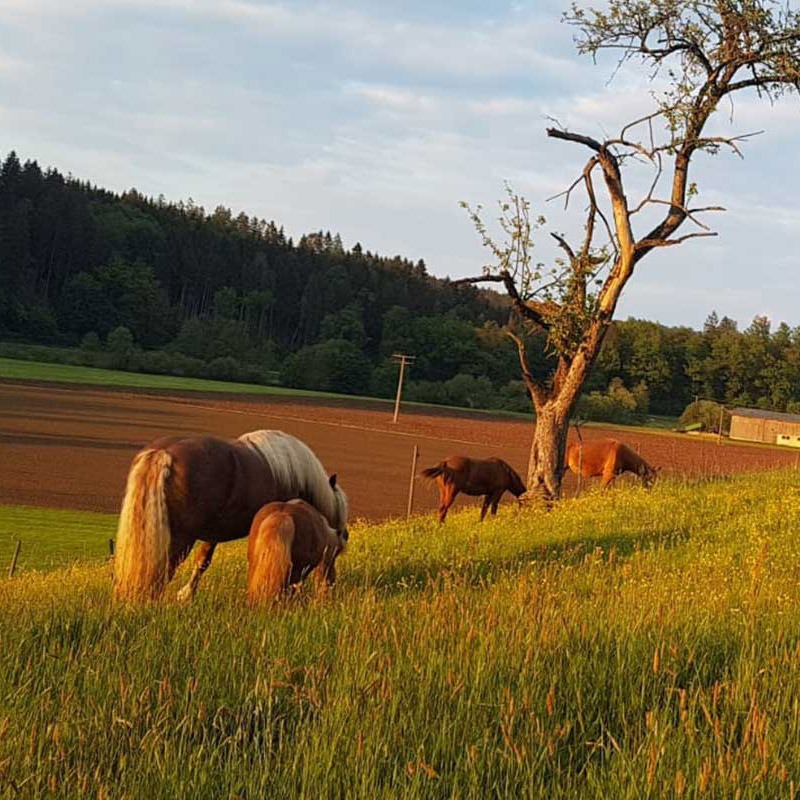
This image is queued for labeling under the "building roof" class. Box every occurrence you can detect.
[730,407,800,424]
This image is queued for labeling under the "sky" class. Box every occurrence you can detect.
[0,0,798,330]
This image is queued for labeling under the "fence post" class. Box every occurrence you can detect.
[407,445,419,519]
[108,538,115,558]
[8,539,21,578]
[574,446,583,499]
[717,404,724,446]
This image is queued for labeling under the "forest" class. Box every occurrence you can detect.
[1,149,799,420]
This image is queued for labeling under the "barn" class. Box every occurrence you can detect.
[729,407,800,448]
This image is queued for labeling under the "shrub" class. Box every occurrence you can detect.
[405,380,448,405]
[204,356,244,382]
[168,353,206,378]
[138,350,177,376]
[443,373,494,409]
[369,362,400,399]
[282,340,371,394]
[497,380,530,413]
[105,327,135,369]
[680,400,731,434]
[576,380,643,425]
[80,332,102,351]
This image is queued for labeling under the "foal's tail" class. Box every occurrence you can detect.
[113,448,173,602]
[247,514,294,604]
[420,462,449,480]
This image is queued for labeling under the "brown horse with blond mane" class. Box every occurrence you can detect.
[113,430,348,602]
[247,499,348,603]
[565,437,659,489]
[420,455,526,523]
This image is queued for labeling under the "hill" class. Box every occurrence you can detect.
[1,150,799,419]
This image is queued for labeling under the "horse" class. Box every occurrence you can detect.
[247,499,348,603]
[113,430,348,602]
[420,456,526,523]
[565,437,659,489]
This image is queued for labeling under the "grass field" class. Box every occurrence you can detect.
[0,358,341,399]
[0,506,117,574]
[2,471,800,798]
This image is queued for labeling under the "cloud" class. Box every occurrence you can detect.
[0,0,578,82]
[0,54,27,76]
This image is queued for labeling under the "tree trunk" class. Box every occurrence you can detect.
[526,400,571,504]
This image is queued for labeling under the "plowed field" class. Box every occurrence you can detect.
[0,382,795,520]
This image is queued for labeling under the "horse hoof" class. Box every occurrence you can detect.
[176,586,194,603]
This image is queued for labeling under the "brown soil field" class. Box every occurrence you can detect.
[0,381,797,521]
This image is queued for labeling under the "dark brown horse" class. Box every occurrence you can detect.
[420,456,526,523]
[565,438,659,489]
[113,430,348,602]
[247,499,348,603]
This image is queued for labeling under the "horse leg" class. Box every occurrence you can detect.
[490,490,503,516]
[177,541,217,602]
[479,495,491,521]
[600,468,616,490]
[439,485,458,523]
[167,532,194,584]
[314,556,337,596]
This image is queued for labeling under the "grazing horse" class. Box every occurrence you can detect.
[247,499,348,603]
[565,438,659,489]
[113,430,348,602]
[420,456,526,523]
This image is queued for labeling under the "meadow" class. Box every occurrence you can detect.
[0,358,335,399]
[2,470,800,798]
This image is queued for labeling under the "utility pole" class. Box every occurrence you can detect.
[392,353,415,424]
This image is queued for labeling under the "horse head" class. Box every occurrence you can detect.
[642,464,661,489]
[504,462,527,498]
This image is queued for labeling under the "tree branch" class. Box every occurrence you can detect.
[550,232,575,261]
[453,272,552,329]
[546,128,603,153]
[635,231,718,251]
[505,328,545,406]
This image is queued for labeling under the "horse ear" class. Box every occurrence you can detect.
[329,473,338,489]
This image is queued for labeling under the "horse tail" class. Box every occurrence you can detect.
[247,514,294,604]
[113,448,173,602]
[420,463,446,480]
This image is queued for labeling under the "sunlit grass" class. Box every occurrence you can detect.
[2,471,800,797]
[0,505,117,574]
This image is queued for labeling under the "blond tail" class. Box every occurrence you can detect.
[247,515,294,604]
[113,449,173,602]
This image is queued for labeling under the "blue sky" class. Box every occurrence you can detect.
[0,0,798,329]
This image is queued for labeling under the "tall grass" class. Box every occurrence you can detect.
[2,471,800,798]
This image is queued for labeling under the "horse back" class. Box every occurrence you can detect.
[567,438,622,478]
[249,500,336,577]
[158,435,277,542]
[442,455,518,496]
[567,438,648,477]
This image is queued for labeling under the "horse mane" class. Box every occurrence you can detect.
[238,430,349,529]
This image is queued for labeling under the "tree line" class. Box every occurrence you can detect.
[0,150,798,419]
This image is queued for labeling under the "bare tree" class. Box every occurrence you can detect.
[459,0,800,503]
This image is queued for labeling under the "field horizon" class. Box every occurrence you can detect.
[2,469,800,798]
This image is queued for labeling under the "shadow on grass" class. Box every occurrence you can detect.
[345,524,692,598]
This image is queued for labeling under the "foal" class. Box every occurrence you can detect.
[420,456,526,523]
[565,438,659,489]
[247,499,348,603]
